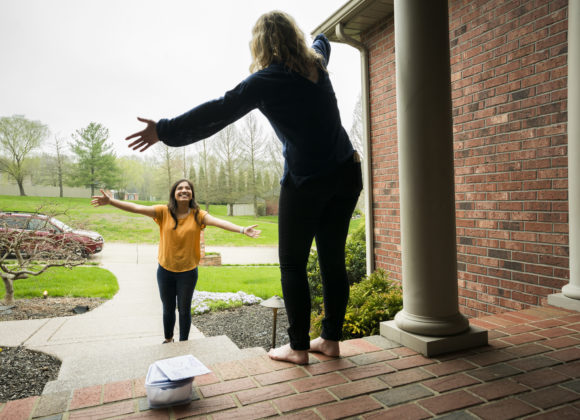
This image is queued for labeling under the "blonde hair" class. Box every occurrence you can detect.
[249,11,326,76]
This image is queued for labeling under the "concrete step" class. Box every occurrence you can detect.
[43,335,267,394]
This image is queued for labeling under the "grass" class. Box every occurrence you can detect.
[0,266,119,300]
[197,266,282,299]
[0,196,278,246]
[1,195,363,246]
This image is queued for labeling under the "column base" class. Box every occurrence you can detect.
[395,309,470,336]
[381,320,488,357]
[548,293,580,311]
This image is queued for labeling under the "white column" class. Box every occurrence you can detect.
[550,0,580,310]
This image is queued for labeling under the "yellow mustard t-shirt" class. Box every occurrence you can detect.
[153,205,208,272]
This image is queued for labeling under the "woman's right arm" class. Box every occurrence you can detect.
[91,189,156,218]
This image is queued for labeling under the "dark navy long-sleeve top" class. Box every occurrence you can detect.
[156,34,355,186]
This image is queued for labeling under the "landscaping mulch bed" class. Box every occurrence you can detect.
[0,298,289,402]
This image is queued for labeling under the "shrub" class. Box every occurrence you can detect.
[310,269,402,340]
[307,220,367,313]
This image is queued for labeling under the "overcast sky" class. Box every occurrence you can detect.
[0,0,361,156]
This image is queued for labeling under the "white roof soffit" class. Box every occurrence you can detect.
[311,0,394,42]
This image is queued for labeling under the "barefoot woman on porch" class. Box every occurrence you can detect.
[125,11,362,364]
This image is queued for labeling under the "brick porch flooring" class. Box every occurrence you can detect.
[2,306,580,420]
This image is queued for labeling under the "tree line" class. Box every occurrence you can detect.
[0,98,363,215]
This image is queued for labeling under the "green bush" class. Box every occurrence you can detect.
[310,269,402,340]
[307,220,367,313]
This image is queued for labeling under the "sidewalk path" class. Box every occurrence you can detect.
[0,243,279,391]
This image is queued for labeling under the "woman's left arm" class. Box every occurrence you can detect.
[202,213,261,238]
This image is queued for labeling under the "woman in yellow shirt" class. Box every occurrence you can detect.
[91,179,260,343]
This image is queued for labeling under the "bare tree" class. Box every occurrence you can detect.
[0,115,49,196]
[265,133,284,181]
[349,94,364,154]
[158,143,177,191]
[0,208,87,305]
[214,124,241,209]
[240,112,265,216]
[54,134,67,197]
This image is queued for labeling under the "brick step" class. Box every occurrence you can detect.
[43,335,267,395]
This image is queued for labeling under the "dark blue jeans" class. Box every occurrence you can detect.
[278,155,363,350]
[156,265,198,341]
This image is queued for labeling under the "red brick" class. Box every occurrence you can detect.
[501,332,545,345]
[364,404,432,420]
[511,349,561,370]
[423,373,481,393]
[465,350,516,366]
[342,362,395,381]
[199,377,256,398]
[535,327,575,339]
[303,358,355,376]
[69,385,102,410]
[419,390,482,414]
[120,409,170,419]
[274,389,335,413]
[470,379,528,401]
[340,338,383,354]
[387,355,434,370]
[194,372,221,386]
[236,383,294,406]
[518,386,580,409]
[424,359,478,376]
[211,401,277,420]
[503,343,551,357]
[133,377,147,398]
[316,395,383,419]
[292,372,347,393]
[254,367,308,386]
[469,398,538,420]
[240,356,276,375]
[380,367,434,387]
[513,369,569,388]
[548,347,580,362]
[525,405,580,419]
[349,350,398,365]
[68,400,135,420]
[0,396,37,420]
[543,336,580,349]
[391,347,419,357]
[103,380,133,403]
[173,395,236,418]
[279,410,321,419]
[210,360,248,380]
[330,377,388,399]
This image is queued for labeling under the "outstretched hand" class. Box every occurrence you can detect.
[126,117,159,152]
[244,225,261,238]
[91,189,112,207]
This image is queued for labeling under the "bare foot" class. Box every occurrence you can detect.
[309,337,340,357]
[268,344,309,365]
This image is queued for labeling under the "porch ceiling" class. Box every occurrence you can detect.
[311,0,394,41]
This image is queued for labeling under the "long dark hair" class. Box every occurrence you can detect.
[168,179,200,230]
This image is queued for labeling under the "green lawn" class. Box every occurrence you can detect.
[1,195,363,246]
[0,266,119,300]
[197,266,281,299]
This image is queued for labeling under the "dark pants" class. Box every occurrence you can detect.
[156,265,198,341]
[278,155,363,350]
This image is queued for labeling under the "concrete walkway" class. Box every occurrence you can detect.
[0,242,279,393]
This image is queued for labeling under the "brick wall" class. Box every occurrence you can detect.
[365,0,569,317]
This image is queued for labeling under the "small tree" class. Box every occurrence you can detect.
[0,115,49,196]
[70,122,118,196]
[0,209,87,305]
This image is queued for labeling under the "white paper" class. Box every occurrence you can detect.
[155,355,211,381]
[146,363,170,384]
